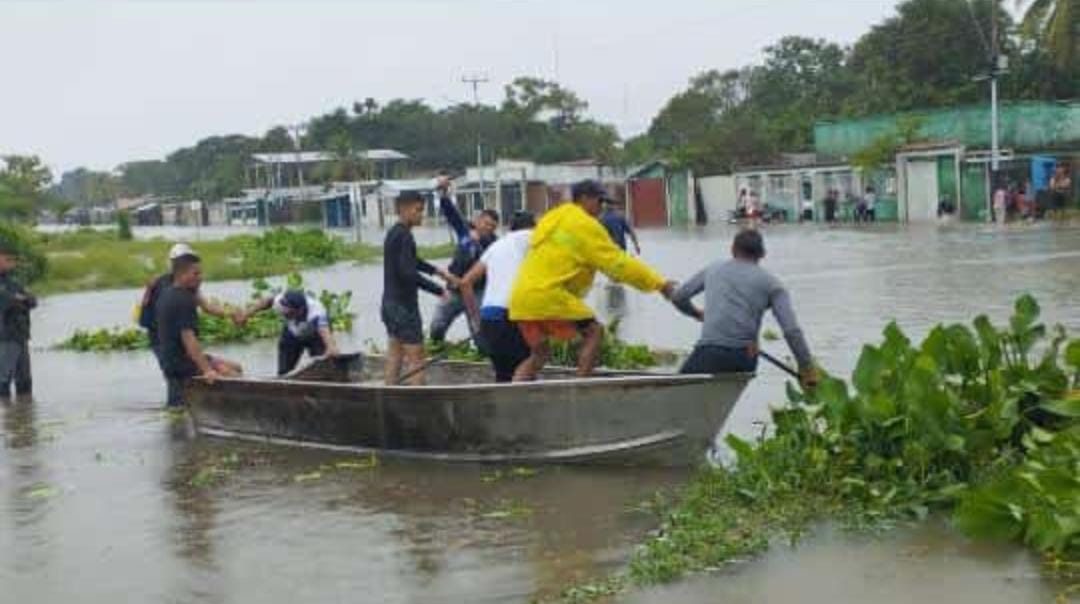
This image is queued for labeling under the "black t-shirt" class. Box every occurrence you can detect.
[156,285,200,378]
[382,222,443,310]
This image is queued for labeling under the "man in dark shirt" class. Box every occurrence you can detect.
[599,199,641,254]
[139,243,235,370]
[382,190,456,385]
[0,244,36,398]
[156,254,242,407]
[429,176,498,344]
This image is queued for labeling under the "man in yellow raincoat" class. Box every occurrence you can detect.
[508,179,676,380]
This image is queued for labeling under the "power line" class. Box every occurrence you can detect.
[461,73,489,106]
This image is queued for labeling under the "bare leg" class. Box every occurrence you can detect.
[384,338,403,385]
[513,340,550,382]
[576,322,604,377]
[401,344,426,386]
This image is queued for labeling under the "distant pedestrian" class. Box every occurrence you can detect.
[863,186,877,222]
[429,175,498,345]
[600,199,641,254]
[0,242,36,398]
[381,190,457,385]
[156,254,242,407]
[993,183,1008,225]
[823,189,838,223]
[236,289,340,375]
[671,229,818,389]
[1050,165,1072,219]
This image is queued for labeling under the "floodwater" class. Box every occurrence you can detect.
[5,221,1080,603]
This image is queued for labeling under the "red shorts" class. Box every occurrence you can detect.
[517,319,596,349]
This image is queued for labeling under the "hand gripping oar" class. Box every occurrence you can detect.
[758,349,800,380]
[396,335,476,385]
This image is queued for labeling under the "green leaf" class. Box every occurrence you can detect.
[1065,339,1080,370]
[1039,397,1080,419]
[724,434,756,462]
[1014,294,1040,328]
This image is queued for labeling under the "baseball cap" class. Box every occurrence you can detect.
[168,243,199,261]
[281,290,308,310]
[571,179,613,202]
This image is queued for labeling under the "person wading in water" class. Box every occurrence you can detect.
[670,229,818,389]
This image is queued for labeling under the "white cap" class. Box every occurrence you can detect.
[168,243,198,261]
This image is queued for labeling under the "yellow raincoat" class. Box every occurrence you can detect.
[509,202,666,321]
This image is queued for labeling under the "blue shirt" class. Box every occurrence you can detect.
[600,209,633,250]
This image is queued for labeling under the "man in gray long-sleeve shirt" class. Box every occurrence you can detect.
[671,229,818,387]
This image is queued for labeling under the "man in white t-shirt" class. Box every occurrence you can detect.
[459,211,536,382]
[237,289,339,375]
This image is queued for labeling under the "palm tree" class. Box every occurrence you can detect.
[1016,0,1078,70]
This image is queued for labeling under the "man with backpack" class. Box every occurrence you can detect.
[138,244,239,401]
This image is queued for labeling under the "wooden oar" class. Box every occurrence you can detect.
[396,336,476,385]
[758,350,800,379]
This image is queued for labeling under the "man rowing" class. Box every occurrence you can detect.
[670,229,818,388]
[508,179,676,381]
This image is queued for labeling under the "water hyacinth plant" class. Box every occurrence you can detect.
[555,294,1079,602]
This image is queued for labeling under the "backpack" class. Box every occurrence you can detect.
[137,275,168,331]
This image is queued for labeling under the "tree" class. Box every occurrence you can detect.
[1016,0,1078,72]
[0,155,53,221]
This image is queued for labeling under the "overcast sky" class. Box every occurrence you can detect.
[1,0,903,174]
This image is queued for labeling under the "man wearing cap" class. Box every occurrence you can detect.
[236,289,340,375]
[508,179,676,380]
[138,243,236,367]
[0,242,37,397]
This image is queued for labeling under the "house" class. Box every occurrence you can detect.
[626,161,696,227]
[814,101,1080,221]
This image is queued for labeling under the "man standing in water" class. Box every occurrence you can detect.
[509,179,676,381]
[599,198,641,255]
[138,243,236,370]
[0,242,36,398]
[671,229,818,389]
[382,190,457,385]
[156,254,242,407]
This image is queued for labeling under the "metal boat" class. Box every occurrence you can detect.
[186,354,751,466]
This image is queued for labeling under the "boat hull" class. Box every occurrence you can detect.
[186,357,751,466]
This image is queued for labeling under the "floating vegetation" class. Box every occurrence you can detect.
[552,294,1080,601]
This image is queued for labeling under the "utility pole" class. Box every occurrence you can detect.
[462,73,488,209]
[288,123,306,188]
[990,0,1000,175]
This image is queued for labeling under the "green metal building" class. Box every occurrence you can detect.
[814,101,1079,222]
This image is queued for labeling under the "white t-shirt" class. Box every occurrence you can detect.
[479,229,531,311]
[272,293,329,338]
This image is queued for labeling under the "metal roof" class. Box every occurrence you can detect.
[251,149,409,164]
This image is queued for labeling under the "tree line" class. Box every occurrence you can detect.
[4,0,1075,218]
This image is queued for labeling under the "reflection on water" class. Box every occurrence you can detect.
[6,222,1080,602]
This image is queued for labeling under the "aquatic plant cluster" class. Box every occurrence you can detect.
[58,274,354,352]
[434,319,659,371]
[554,295,1079,602]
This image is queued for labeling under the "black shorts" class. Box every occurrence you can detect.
[479,318,531,383]
[381,302,423,345]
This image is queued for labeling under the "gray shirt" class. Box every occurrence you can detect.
[672,259,812,369]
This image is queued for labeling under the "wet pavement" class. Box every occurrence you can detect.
[5,221,1079,602]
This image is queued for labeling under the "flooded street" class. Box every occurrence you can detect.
[5,222,1080,603]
